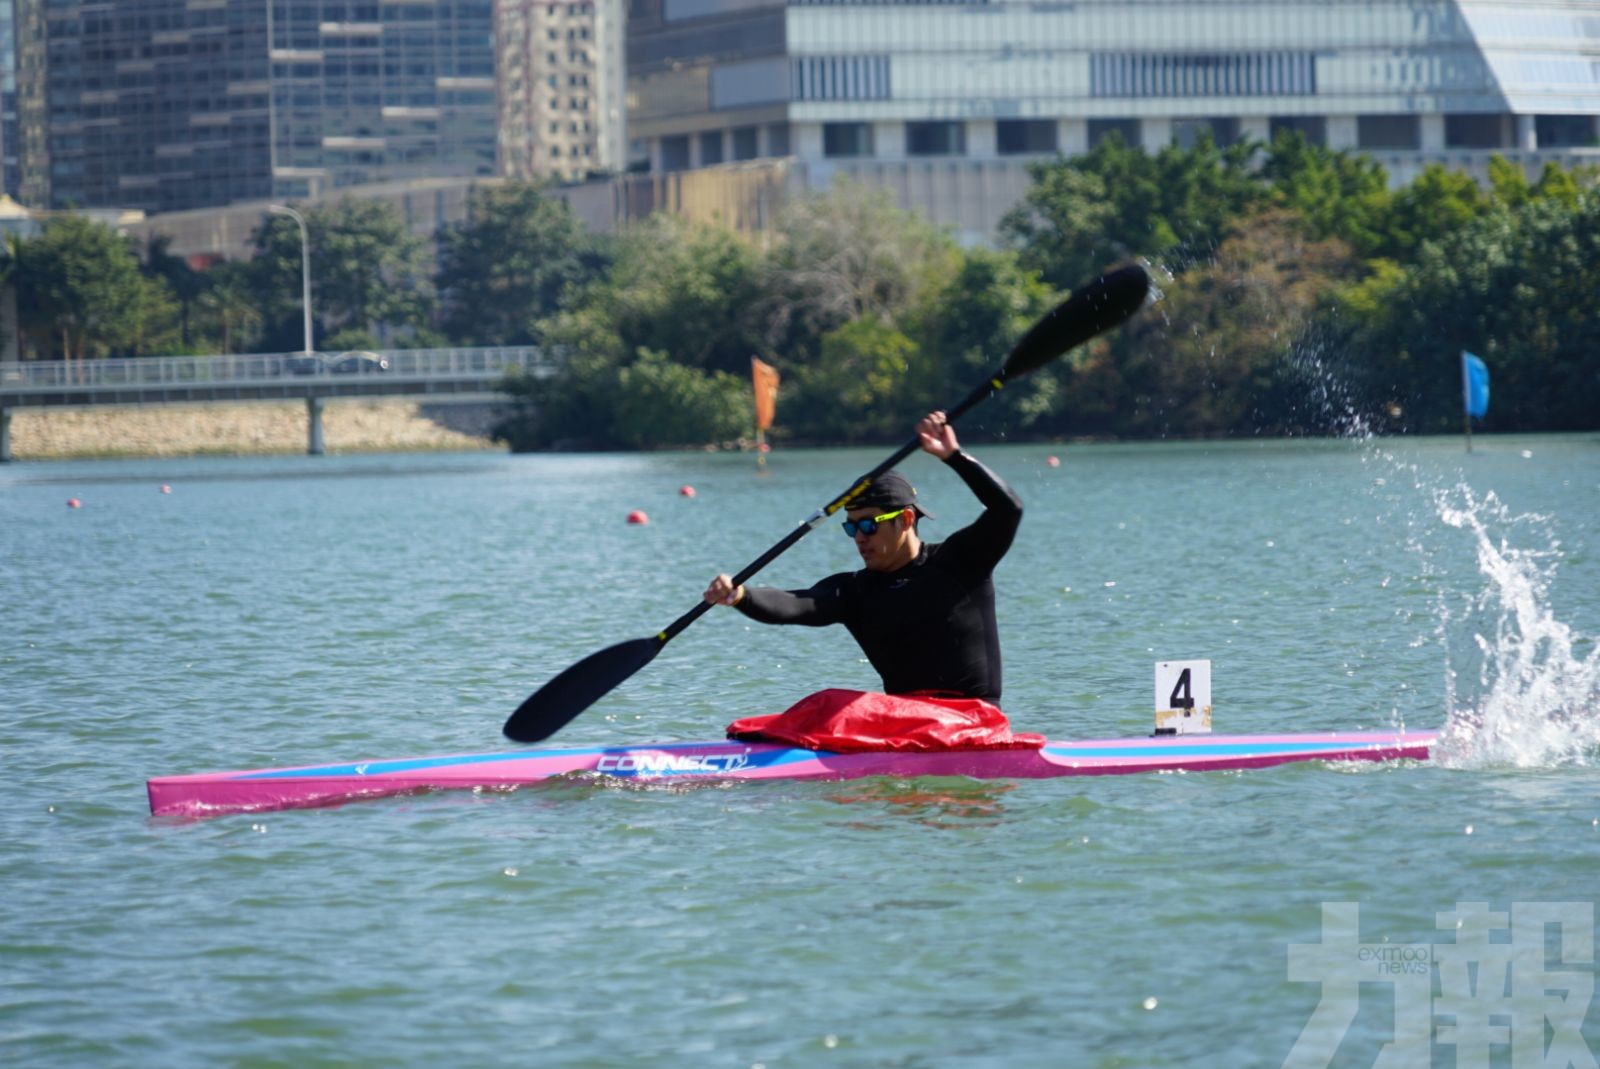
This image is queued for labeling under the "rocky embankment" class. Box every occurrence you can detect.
[9,400,502,459]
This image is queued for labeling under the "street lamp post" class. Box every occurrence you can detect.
[268,204,313,355]
[269,204,323,455]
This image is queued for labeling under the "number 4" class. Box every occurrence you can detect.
[1169,668,1195,710]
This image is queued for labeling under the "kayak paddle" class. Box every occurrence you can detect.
[503,262,1152,743]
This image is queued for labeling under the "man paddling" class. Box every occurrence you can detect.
[703,410,1023,704]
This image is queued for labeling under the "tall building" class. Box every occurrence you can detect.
[0,0,17,195]
[498,0,626,181]
[626,0,1600,241]
[14,0,497,213]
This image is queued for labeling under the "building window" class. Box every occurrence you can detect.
[661,134,689,171]
[1357,115,1419,150]
[1088,118,1140,149]
[793,55,890,101]
[1445,113,1507,149]
[906,120,964,157]
[1171,117,1239,149]
[1092,52,1315,98]
[997,119,1057,155]
[699,130,724,165]
[732,125,759,160]
[767,122,791,156]
[1270,115,1326,147]
[1536,114,1597,147]
[823,122,873,158]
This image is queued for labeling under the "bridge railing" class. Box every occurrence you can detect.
[0,347,559,392]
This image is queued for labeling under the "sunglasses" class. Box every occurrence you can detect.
[841,508,907,537]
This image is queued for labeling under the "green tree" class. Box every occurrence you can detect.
[908,247,1060,433]
[1002,133,1262,288]
[1260,131,1391,256]
[11,216,178,362]
[542,213,766,374]
[1337,191,1600,431]
[1378,163,1487,260]
[1067,208,1359,438]
[139,235,205,350]
[790,317,921,442]
[759,178,960,354]
[613,349,749,448]
[193,260,263,354]
[436,182,608,346]
[251,199,436,350]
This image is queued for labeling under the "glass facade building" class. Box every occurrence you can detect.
[627,0,1600,173]
[15,0,497,212]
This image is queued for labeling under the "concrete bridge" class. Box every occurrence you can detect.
[0,347,555,460]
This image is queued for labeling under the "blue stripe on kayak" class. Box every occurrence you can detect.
[237,743,824,780]
[236,737,1422,780]
[1042,740,1412,759]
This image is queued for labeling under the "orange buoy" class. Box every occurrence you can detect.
[627,510,649,525]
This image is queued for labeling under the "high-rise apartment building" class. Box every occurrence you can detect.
[0,0,18,195]
[14,0,497,213]
[498,0,626,181]
[626,0,1600,240]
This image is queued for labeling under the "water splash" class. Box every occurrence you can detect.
[1431,485,1600,768]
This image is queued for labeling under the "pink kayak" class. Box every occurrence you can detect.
[148,729,1436,819]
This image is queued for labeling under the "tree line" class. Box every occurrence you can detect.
[5,133,1597,446]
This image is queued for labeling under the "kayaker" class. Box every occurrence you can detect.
[703,409,1022,703]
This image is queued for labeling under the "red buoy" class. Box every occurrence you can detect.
[1046,455,1061,468]
[627,510,649,525]
[679,485,696,498]
[159,485,172,494]
[67,498,82,509]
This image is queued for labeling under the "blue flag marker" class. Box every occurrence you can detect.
[1462,352,1490,419]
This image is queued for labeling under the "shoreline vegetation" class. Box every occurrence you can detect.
[9,137,1599,452]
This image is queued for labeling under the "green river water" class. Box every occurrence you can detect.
[3,435,1597,1068]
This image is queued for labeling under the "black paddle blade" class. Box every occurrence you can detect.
[1002,263,1151,381]
[502,636,664,743]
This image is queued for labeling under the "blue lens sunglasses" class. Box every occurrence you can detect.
[841,508,907,537]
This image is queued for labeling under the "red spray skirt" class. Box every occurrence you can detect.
[726,689,1046,753]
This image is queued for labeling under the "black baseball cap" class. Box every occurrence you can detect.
[849,470,934,519]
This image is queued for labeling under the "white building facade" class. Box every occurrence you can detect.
[627,0,1600,241]
[499,0,629,182]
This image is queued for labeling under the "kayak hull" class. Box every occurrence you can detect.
[147,730,1437,819]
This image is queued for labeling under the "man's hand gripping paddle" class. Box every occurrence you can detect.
[502,263,1152,743]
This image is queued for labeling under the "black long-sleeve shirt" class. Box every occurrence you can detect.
[735,451,1022,701]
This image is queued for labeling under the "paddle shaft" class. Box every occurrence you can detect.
[658,373,1001,645]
